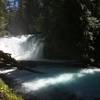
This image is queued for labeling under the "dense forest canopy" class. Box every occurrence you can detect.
[0,0,100,65]
[0,1,100,100]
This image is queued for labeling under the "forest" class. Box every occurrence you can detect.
[0,0,100,100]
[0,0,100,65]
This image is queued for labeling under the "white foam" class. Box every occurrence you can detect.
[0,35,43,60]
[22,68,100,92]
[0,68,17,74]
[22,73,74,91]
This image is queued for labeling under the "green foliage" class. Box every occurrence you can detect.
[0,0,8,36]
[35,15,45,32]
[79,0,100,64]
[0,80,23,100]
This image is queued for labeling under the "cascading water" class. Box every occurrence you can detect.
[22,68,100,92]
[0,34,44,60]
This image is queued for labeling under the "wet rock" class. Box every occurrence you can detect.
[0,50,17,68]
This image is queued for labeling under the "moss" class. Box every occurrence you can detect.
[0,80,23,100]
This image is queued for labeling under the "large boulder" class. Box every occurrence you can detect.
[0,50,17,68]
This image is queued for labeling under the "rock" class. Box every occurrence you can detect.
[0,50,17,68]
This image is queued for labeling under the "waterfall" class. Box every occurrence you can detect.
[0,34,44,60]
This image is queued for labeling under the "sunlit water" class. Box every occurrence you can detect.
[22,67,100,92]
[1,67,100,92]
[0,68,17,74]
[0,67,100,99]
[0,35,44,60]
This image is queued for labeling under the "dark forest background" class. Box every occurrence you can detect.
[0,0,100,65]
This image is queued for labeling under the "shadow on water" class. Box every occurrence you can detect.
[1,67,100,100]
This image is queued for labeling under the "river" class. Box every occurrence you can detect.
[0,66,100,100]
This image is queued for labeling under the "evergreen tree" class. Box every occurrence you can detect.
[0,0,8,36]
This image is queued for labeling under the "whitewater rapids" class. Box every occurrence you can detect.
[0,34,44,60]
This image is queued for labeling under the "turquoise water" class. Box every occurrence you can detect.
[2,67,100,100]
